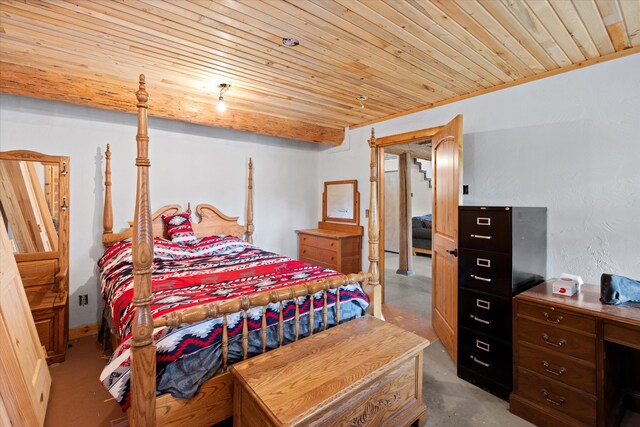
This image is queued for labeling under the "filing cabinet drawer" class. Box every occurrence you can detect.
[518,301,595,335]
[516,368,596,426]
[458,327,511,386]
[518,317,595,362]
[459,289,511,339]
[459,249,512,297]
[459,209,511,253]
[518,342,596,395]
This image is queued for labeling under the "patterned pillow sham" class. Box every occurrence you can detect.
[162,212,198,245]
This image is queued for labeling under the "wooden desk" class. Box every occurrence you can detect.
[230,316,429,427]
[510,282,640,427]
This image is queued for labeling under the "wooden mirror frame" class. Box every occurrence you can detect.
[322,179,360,225]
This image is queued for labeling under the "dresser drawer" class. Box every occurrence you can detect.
[516,368,596,426]
[300,246,338,266]
[518,317,595,362]
[459,249,512,297]
[458,328,511,386]
[459,289,511,339]
[518,342,596,395]
[518,301,595,335]
[459,209,511,253]
[298,234,337,251]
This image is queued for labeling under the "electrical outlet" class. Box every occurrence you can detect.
[463,185,469,195]
[79,294,88,306]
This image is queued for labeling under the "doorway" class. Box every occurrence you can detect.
[383,148,433,322]
[374,116,463,362]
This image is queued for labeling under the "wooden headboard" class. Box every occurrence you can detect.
[102,145,254,246]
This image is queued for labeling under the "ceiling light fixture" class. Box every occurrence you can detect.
[356,95,368,109]
[217,83,230,112]
[282,37,300,47]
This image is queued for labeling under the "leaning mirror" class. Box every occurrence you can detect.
[0,158,63,253]
[323,180,359,225]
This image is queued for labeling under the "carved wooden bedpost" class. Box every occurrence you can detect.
[367,129,382,318]
[103,144,113,238]
[129,75,156,427]
[246,158,254,244]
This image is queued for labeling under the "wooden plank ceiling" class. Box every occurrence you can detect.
[0,1,638,145]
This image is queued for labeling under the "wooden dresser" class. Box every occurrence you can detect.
[296,222,363,274]
[1,151,70,364]
[457,206,547,399]
[230,316,429,427]
[511,282,640,427]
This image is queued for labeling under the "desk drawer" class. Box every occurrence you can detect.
[518,342,596,395]
[299,234,337,251]
[516,368,596,426]
[459,249,512,297]
[459,210,511,253]
[604,322,640,350]
[459,289,511,339]
[518,301,595,335]
[518,317,595,362]
[459,328,510,386]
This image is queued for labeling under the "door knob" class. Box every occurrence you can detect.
[447,248,458,257]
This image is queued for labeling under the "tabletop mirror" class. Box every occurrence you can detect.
[323,179,359,225]
[0,150,70,363]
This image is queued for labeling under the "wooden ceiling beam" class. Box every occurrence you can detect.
[0,63,344,145]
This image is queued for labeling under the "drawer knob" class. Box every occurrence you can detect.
[542,334,566,348]
[541,389,566,407]
[470,355,491,368]
[543,312,564,324]
[470,315,491,325]
[542,361,567,377]
[470,274,492,283]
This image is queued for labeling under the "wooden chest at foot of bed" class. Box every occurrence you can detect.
[230,316,430,427]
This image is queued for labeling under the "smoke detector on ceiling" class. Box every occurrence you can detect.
[282,38,300,47]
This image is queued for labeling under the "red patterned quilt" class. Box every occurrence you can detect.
[99,235,369,409]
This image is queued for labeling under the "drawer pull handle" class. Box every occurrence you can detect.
[470,315,491,325]
[543,312,564,324]
[542,389,566,407]
[470,356,491,367]
[542,361,567,376]
[470,234,492,240]
[542,334,566,348]
[476,258,491,267]
[476,217,491,226]
[476,299,490,310]
[476,340,490,352]
[471,274,492,283]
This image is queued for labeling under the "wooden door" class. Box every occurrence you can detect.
[432,115,463,363]
[0,217,51,427]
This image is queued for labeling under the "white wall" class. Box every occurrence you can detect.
[318,53,640,285]
[0,95,321,328]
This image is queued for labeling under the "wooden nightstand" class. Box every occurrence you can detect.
[296,222,363,274]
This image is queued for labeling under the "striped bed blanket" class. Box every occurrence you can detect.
[98,235,368,410]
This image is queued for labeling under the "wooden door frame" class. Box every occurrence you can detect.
[373,126,443,303]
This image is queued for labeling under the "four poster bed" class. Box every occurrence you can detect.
[99,75,382,426]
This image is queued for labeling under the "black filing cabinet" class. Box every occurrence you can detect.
[457,206,547,400]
